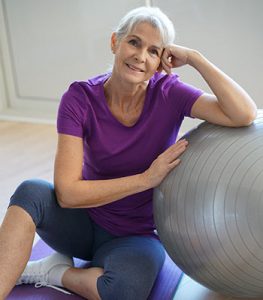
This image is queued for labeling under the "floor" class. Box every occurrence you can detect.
[0,121,262,300]
[173,275,263,300]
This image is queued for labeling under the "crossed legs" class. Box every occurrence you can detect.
[0,179,165,300]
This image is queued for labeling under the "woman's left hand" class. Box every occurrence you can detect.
[159,45,257,127]
[160,44,193,74]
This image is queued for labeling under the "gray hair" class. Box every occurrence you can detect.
[115,6,175,46]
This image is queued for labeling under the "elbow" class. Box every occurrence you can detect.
[57,198,71,208]
[250,106,258,123]
[245,101,258,124]
[232,107,257,127]
[241,108,257,126]
[55,185,74,208]
[56,195,71,208]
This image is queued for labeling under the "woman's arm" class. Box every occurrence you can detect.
[161,45,257,127]
[54,134,188,208]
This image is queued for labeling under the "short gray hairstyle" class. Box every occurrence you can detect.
[115,6,175,46]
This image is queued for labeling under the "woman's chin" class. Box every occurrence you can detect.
[122,70,152,85]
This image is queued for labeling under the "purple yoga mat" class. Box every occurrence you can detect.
[7,239,183,299]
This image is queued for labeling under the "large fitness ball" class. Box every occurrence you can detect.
[154,110,263,298]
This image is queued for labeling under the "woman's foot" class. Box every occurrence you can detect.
[16,252,73,293]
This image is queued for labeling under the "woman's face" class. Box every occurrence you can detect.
[111,22,163,85]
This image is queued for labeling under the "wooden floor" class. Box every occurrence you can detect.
[0,120,262,300]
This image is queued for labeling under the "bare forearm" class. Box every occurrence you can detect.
[55,173,149,208]
[55,140,188,209]
[188,50,257,124]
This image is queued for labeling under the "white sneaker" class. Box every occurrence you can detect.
[17,252,74,294]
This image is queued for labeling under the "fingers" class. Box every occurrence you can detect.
[168,158,181,169]
[144,140,188,188]
[161,61,172,75]
[161,44,191,73]
[161,48,173,74]
[165,139,187,153]
[157,60,170,75]
[163,139,188,162]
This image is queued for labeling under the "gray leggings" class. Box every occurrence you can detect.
[9,179,165,300]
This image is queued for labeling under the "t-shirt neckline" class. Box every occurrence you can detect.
[100,73,152,129]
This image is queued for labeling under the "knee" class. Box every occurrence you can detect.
[9,179,55,226]
[97,245,165,300]
[10,179,54,203]
[98,273,151,300]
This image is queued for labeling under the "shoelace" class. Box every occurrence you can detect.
[35,282,72,295]
[18,272,48,285]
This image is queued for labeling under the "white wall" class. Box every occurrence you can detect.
[0,0,262,132]
[0,0,145,122]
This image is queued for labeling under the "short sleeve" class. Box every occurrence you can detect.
[57,82,88,138]
[163,74,204,118]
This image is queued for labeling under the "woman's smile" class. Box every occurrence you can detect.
[125,63,145,73]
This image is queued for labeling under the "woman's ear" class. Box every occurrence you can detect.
[111,32,118,54]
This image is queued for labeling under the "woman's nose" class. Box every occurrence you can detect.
[134,49,147,63]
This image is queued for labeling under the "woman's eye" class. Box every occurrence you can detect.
[150,49,159,56]
[128,39,138,46]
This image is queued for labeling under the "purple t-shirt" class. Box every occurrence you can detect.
[57,72,203,236]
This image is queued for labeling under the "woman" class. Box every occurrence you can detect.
[0,6,257,300]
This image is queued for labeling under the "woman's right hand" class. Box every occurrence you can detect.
[143,139,188,188]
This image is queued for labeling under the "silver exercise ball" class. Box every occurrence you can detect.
[154,110,263,298]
